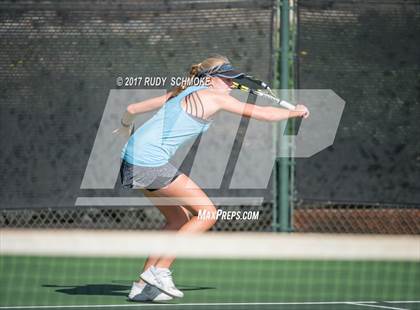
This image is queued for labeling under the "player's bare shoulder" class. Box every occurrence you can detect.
[193,88,228,116]
[196,88,230,107]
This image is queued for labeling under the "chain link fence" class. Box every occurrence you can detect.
[0,204,274,231]
[294,202,420,234]
[3,202,419,234]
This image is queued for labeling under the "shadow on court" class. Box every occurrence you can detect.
[43,283,215,297]
[43,284,130,296]
[112,279,216,291]
[178,284,216,291]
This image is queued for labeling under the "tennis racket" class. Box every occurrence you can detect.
[232,75,296,110]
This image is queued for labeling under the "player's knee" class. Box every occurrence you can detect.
[165,217,189,230]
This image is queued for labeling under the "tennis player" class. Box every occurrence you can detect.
[114,55,309,302]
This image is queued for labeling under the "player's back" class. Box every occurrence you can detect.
[121,85,212,167]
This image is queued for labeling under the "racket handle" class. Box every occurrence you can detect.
[279,100,296,110]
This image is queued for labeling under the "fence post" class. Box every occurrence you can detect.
[279,0,292,232]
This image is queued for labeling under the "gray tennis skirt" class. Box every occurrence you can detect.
[120,159,182,191]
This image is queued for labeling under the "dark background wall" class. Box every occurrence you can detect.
[0,0,276,209]
[296,0,420,205]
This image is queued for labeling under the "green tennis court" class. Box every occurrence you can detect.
[1,255,419,310]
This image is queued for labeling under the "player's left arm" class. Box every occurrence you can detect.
[113,90,174,137]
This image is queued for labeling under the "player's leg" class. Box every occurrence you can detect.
[129,190,191,301]
[152,173,218,268]
[140,188,191,272]
[139,173,217,298]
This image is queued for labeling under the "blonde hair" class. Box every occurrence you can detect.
[170,55,230,98]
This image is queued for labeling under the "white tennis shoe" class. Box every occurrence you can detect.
[128,281,173,302]
[140,266,184,298]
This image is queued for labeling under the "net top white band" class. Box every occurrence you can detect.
[1,230,419,261]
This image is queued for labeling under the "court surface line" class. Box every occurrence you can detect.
[0,301,409,309]
[346,303,408,310]
[385,301,420,304]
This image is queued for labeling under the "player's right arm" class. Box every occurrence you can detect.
[213,93,308,121]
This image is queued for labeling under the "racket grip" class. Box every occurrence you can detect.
[279,100,296,110]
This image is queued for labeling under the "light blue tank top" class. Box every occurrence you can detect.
[121,85,212,167]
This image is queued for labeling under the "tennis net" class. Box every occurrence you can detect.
[1,230,419,310]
